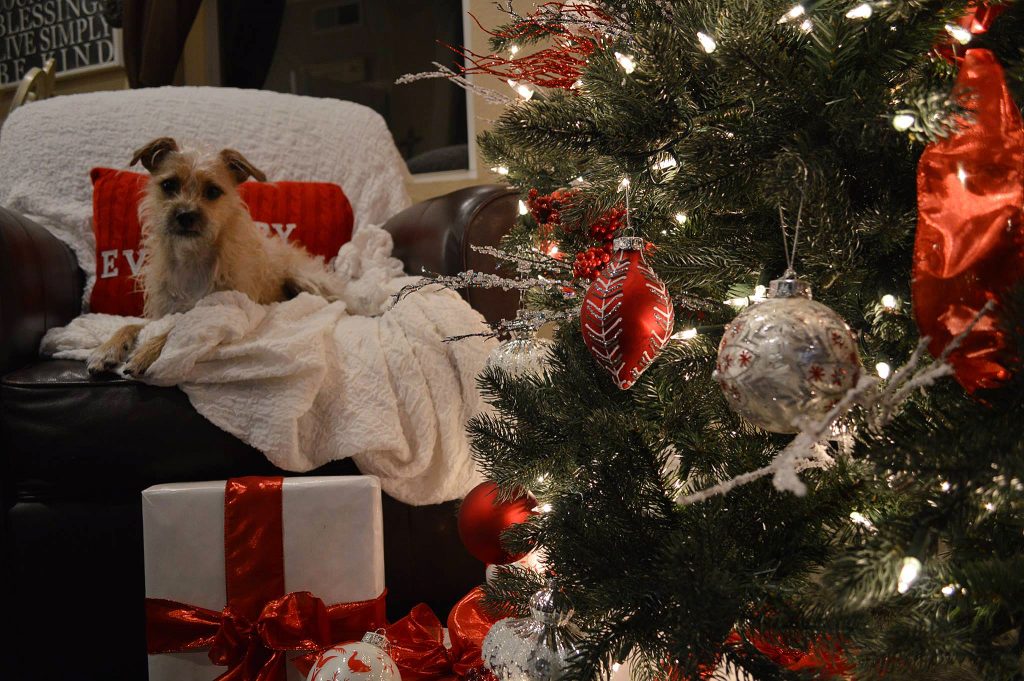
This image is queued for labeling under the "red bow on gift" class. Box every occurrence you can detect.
[146,477,387,681]
[385,587,502,681]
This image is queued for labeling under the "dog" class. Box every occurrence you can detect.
[87,137,343,377]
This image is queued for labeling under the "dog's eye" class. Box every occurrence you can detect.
[204,184,223,201]
[160,178,179,194]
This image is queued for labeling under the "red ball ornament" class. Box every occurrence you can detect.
[457,481,536,565]
[580,236,675,389]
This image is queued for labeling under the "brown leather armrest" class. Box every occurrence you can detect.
[0,207,83,375]
[383,185,520,325]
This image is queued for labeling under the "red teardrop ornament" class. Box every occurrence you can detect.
[580,236,675,389]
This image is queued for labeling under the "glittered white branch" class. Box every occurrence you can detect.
[396,62,514,106]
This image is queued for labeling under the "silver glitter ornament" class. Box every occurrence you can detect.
[482,580,582,681]
[714,275,861,433]
[486,319,554,379]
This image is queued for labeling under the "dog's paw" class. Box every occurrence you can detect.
[123,333,168,378]
[87,344,129,375]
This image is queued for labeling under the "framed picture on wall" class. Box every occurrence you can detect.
[0,1,123,89]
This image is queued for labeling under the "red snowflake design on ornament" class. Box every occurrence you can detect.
[809,365,825,381]
[738,351,753,367]
[830,330,846,347]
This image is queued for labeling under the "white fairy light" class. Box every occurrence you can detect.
[547,244,560,257]
[849,511,875,529]
[956,163,968,185]
[897,556,922,594]
[892,113,917,131]
[519,200,529,216]
[945,23,973,45]
[881,294,897,309]
[674,212,688,225]
[652,156,678,171]
[618,177,631,191]
[614,51,636,74]
[799,18,814,32]
[540,503,553,513]
[506,79,535,100]
[492,165,510,175]
[611,663,622,673]
[753,284,767,300]
[778,3,805,23]
[536,473,547,483]
[984,501,996,512]
[672,328,698,341]
[509,44,520,56]
[696,32,717,53]
[875,361,892,379]
[941,583,958,597]
[941,480,951,492]
[845,3,873,19]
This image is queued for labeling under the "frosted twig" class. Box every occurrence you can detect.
[397,62,514,105]
[392,271,572,306]
[676,303,998,506]
[443,306,579,343]
[472,244,573,274]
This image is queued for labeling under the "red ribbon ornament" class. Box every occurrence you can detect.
[385,587,502,681]
[913,48,1024,392]
[146,476,387,681]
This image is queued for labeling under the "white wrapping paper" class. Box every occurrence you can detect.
[143,476,385,681]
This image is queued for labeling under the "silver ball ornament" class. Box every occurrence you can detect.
[482,580,582,681]
[714,276,861,434]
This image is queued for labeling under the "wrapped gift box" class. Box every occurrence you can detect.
[143,476,385,681]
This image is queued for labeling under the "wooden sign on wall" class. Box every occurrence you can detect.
[0,0,121,88]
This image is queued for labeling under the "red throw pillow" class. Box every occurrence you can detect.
[89,168,354,316]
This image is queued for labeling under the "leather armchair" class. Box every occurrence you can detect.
[0,186,518,679]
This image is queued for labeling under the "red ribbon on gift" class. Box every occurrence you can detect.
[146,476,387,681]
[913,48,1024,392]
[385,587,502,681]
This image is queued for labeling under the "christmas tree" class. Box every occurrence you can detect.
[407,2,1024,679]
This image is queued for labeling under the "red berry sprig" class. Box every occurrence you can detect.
[588,205,625,243]
[572,243,613,281]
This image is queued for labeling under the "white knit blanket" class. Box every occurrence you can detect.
[0,86,411,309]
[40,226,492,506]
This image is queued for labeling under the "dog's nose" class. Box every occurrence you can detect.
[175,211,199,229]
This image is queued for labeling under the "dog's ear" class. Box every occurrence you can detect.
[130,137,179,173]
[219,149,267,184]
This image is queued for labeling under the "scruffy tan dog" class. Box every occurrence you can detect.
[87,137,343,376]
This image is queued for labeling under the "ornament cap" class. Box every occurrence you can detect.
[528,578,575,626]
[613,236,645,251]
[769,275,812,299]
[361,630,390,653]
